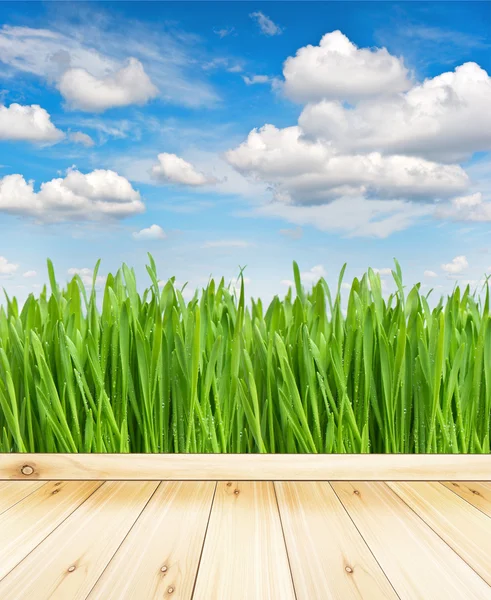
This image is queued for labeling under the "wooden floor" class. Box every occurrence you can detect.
[1,481,491,599]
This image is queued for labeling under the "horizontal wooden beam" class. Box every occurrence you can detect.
[1,454,490,481]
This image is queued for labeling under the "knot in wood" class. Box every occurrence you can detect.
[21,465,34,476]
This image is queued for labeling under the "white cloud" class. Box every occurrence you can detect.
[230,276,251,289]
[424,270,438,278]
[226,124,468,205]
[301,264,327,283]
[298,62,491,163]
[0,256,18,276]
[283,30,411,103]
[441,255,468,274]
[0,24,219,110]
[225,30,490,237]
[150,153,217,186]
[68,267,105,287]
[202,240,250,248]
[0,167,144,222]
[58,58,158,112]
[243,75,271,85]
[69,131,95,147]
[132,224,166,240]
[23,270,37,278]
[434,192,491,222]
[250,11,282,36]
[0,103,64,143]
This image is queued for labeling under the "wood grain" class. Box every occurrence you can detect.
[275,481,397,599]
[0,481,159,600]
[2,453,491,480]
[331,481,491,600]
[193,481,295,600]
[0,480,101,581]
[388,481,491,585]
[442,481,491,515]
[87,481,215,600]
[0,481,45,515]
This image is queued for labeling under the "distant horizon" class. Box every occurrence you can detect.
[0,1,490,307]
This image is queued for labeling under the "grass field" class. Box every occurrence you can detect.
[0,255,490,454]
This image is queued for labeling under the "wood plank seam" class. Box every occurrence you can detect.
[327,482,402,600]
[441,481,491,520]
[272,482,299,600]
[0,482,47,516]
[0,481,105,583]
[383,482,491,591]
[189,481,218,600]
[83,481,164,599]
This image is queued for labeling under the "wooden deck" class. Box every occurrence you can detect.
[1,480,491,599]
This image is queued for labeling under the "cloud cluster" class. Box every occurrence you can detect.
[0,103,64,143]
[150,153,216,186]
[0,168,144,222]
[225,30,491,236]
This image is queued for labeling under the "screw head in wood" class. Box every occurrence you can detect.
[21,465,34,476]
[167,586,175,594]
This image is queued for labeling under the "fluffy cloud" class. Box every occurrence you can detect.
[0,168,144,222]
[283,30,411,103]
[0,256,18,276]
[374,268,392,276]
[226,124,468,205]
[298,62,491,163]
[132,224,166,240]
[0,24,218,110]
[68,267,105,287]
[69,131,95,147]
[225,30,490,237]
[0,103,64,143]
[249,11,282,36]
[23,270,37,278]
[150,153,216,186]
[302,265,327,283]
[424,270,438,278]
[441,255,468,274]
[58,58,158,112]
[434,192,491,222]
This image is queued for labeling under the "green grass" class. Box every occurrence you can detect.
[0,255,490,453]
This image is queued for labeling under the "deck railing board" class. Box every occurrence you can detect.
[1,454,491,481]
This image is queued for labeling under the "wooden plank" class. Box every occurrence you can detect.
[442,481,491,515]
[0,481,101,581]
[0,481,46,515]
[3,453,491,481]
[87,481,215,600]
[275,482,397,599]
[331,482,491,600]
[193,481,295,599]
[0,481,159,600]
[388,481,491,586]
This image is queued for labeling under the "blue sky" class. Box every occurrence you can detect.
[0,1,490,304]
